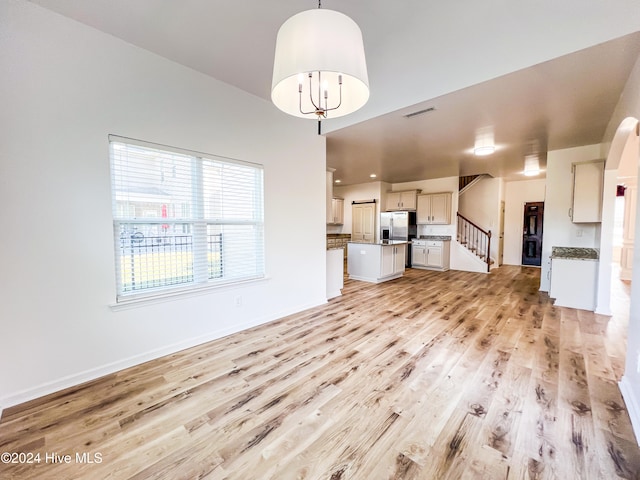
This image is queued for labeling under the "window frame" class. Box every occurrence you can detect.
[109,135,265,304]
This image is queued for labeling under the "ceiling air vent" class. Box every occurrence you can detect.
[404,107,436,119]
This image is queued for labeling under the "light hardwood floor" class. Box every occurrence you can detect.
[1,266,639,479]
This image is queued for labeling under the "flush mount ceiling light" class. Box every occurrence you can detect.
[523,140,541,176]
[523,154,541,176]
[271,1,369,121]
[473,127,495,156]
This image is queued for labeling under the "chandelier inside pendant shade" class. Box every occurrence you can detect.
[271,8,369,119]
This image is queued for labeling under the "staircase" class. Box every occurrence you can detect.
[456,213,493,272]
[459,174,492,195]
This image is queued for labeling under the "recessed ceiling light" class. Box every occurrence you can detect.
[334,179,341,183]
[370,174,377,178]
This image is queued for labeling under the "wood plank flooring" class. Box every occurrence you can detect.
[1,266,639,479]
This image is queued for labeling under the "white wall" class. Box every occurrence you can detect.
[0,0,327,408]
[458,176,503,262]
[503,179,546,265]
[601,53,640,443]
[539,144,604,292]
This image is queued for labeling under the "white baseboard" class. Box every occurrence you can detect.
[0,299,325,415]
[619,375,640,446]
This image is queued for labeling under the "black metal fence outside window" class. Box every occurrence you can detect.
[119,233,223,292]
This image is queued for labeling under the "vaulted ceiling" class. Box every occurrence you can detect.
[28,0,640,184]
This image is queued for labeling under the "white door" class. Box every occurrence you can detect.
[381,246,395,276]
[412,244,425,266]
[426,246,443,267]
[430,193,451,224]
[394,245,406,273]
[352,203,376,243]
[352,205,364,241]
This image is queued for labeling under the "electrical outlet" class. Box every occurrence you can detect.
[636,351,640,373]
[576,228,583,237]
[234,295,242,307]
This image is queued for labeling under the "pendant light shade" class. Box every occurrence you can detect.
[474,127,495,156]
[271,8,369,119]
[523,154,541,176]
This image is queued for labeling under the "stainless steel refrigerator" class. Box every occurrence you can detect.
[380,211,417,266]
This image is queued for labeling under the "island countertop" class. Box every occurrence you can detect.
[550,246,599,261]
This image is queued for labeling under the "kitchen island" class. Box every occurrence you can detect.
[347,240,408,283]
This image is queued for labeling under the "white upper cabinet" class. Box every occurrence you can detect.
[386,190,420,211]
[417,192,452,224]
[570,161,604,223]
[329,198,344,225]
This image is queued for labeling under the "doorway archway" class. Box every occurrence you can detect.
[597,117,639,315]
[602,116,640,442]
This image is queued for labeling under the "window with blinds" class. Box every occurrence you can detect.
[109,135,264,301]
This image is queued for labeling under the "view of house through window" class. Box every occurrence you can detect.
[109,136,264,300]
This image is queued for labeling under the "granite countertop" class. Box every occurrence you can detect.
[550,246,599,260]
[416,235,452,241]
[348,240,409,245]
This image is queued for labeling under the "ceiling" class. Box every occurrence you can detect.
[28,0,640,185]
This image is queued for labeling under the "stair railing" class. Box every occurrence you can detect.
[456,213,492,272]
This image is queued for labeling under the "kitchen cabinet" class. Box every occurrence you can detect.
[352,203,376,242]
[347,241,406,283]
[570,160,604,223]
[381,243,405,277]
[549,247,598,311]
[326,248,344,299]
[411,239,450,271]
[386,190,420,211]
[550,258,597,310]
[328,198,344,225]
[417,192,452,224]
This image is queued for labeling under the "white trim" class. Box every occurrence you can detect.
[0,299,326,412]
[619,375,640,446]
[109,134,263,170]
[110,275,270,311]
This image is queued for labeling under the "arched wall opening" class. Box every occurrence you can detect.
[597,117,639,316]
[605,117,640,444]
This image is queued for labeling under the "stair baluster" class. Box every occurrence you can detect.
[456,212,492,272]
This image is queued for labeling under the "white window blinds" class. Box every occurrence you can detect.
[109,136,264,301]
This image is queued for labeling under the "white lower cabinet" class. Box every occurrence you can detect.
[347,242,406,283]
[412,239,450,271]
[549,258,597,310]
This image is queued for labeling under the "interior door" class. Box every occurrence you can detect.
[362,204,376,242]
[522,202,544,266]
[352,203,376,243]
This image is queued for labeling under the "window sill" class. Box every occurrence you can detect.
[109,276,270,311]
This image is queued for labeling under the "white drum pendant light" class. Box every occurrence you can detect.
[271,3,369,120]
